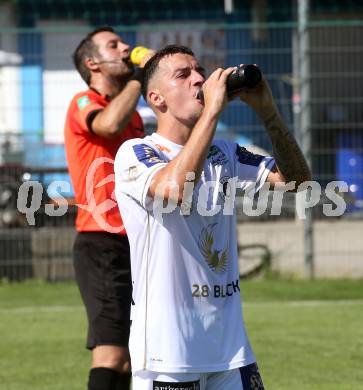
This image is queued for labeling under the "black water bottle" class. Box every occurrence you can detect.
[197,64,262,100]
[226,64,262,96]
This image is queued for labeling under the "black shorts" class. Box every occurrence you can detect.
[73,232,132,350]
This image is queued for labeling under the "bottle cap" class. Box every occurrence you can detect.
[130,46,150,65]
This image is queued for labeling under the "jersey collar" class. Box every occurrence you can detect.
[151,132,183,159]
[89,87,112,102]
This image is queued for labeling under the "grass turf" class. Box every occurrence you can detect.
[0,279,363,389]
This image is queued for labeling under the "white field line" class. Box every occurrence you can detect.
[0,305,84,314]
[1,299,363,314]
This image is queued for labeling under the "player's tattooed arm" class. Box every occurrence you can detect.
[239,76,311,187]
[261,109,311,185]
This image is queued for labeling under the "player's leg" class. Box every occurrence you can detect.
[73,232,132,390]
[89,345,131,389]
[132,370,205,390]
[206,363,265,390]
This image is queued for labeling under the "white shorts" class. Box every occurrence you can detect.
[132,363,264,390]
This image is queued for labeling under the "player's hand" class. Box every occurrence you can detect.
[202,67,236,116]
[237,66,277,117]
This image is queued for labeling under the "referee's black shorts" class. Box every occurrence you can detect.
[73,231,132,350]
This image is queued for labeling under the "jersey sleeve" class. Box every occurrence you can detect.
[223,141,275,198]
[114,139,168,210]
[73,94,105,133]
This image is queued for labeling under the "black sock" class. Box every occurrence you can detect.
[116,373,131,390]
[88,367,120,390]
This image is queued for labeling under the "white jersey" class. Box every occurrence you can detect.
[114,132,275,374]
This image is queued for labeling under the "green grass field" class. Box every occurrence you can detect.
[1,279,363,390]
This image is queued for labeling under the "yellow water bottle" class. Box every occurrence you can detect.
[130,46,150,66]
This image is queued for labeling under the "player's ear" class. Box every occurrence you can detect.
[85,56,99,71]
[148,89,166,110]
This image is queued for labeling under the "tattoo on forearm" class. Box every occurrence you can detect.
[263,111,311,184]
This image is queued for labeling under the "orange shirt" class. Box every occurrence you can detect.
[64,88,144,234]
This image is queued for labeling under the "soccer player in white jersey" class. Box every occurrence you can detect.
[114,45,311,390]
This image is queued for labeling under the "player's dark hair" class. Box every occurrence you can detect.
[141,44,195,100]
[73,26,115,85]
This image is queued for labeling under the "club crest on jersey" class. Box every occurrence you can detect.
[133,144,165,168]
[207,145,228,166]
[198,223,228,274]
[236,145,264,166]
